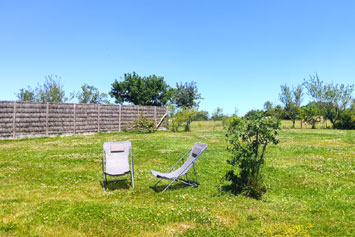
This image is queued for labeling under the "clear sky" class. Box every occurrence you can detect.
[1,0,354,115]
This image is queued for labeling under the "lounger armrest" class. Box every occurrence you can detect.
[167,148,192,172]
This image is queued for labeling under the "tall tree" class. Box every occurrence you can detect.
[304,74,354,126]
[16,86,36,101]
[279,84,303,128]
[211,107,224,121]
[173,81,202,109]
[37,75,67,103]
[109,72,172,106]
[71,84,109,104]
[263,101,275,117]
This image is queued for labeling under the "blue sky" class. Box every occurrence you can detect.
[1,1,354,115]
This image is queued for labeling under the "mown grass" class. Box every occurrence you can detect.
[0,121,354,236]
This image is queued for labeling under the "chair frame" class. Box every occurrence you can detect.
[152,147,203,193]
[102,143,134,191]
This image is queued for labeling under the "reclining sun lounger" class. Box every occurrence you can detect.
[102,141,134,191]
[151,142,207,193]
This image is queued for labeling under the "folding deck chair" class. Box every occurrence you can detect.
[151,142,208,193]
[102,141,134,191]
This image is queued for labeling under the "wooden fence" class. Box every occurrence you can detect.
[0,101,168,138]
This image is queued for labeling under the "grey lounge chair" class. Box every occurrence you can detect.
[102,141,134,191]
[151,142,207,193]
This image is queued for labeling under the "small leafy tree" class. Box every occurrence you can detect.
[71,84,110,104]
[225,111,280,199]
[170,108,197,132]
[168,105,197,132]
[211,107,224,121]
[16,86,36,101]
[279,84,303,128]
[302,102,321,129]
[37,75,67,102]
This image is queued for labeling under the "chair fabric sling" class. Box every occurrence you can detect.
[102,141,134,191]
[151,142,207,193]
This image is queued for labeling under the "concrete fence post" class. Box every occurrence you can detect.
[73,103,76,134]
[46,102,49,136]
[12,101,16,138]
[97,104,100,133]
[118,105,122,132]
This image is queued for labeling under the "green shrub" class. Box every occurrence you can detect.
[127,114,156,133]
[334,109,355,130]
[224,111,280,199]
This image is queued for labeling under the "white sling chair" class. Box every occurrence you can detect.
[151,142,207,193]
[102,141,134,191]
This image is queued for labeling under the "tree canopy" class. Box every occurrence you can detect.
[16,86,36,102]
[172,81,202,109]
[279,84,303,128]
[16,75,67,103]
[109,72,172,106]
[71,84,109,104]
[304,74,354,126]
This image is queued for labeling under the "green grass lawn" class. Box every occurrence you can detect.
[0,121,354,236]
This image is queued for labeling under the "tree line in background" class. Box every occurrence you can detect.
[16,72,202,107]
[15,73,355,131]
[268,74,354,130]
[15,72,204,132]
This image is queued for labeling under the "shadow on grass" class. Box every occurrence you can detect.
[150,182,193,193]
[100,181,132,191]
[221,184,265,200]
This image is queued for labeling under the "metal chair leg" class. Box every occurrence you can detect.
[103,173,106,191]
[152,179,163,189]
[162,179,178,193]
[131,170,134,189]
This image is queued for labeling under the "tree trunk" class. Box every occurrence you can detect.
[292,120,295,128]
[330,118,335,127]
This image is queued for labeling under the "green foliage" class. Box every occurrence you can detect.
[37,75,67,103]
[334,109,355,130]
[169,106,197,132]
[243,109,264,118]
[16,75,67,103]
[225,111,280,199]
[279,84,303,128]
[126,113,156,133]
[71,84,110,104]
[299,102,322,129]
[16,86,36,101]
[211,107,224,121]
[110,72,172,106]
[263,101,274,116]
[193,110,209,121]
[172,81,202,108]
[304,74,354,126]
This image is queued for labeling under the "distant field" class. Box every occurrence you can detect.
[0,121,354,236]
